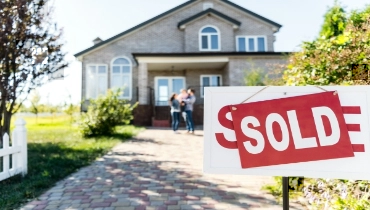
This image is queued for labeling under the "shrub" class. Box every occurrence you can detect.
[79,89,138,137]
[304,179,370,209]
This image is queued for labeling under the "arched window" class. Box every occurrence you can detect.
[111,57,132,99]
[199,26,220,51]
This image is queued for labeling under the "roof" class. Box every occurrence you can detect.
[178,8,241,29]
[220,0,282,28]
[74,0,282,58]
[133,52,289,57]
[132,52,290,63]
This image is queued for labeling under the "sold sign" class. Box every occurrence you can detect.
[204,86,370,180]
[226,91,354,168]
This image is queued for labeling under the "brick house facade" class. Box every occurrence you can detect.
[74,0,288,127]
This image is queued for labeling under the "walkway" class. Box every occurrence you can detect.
[21,128,307,210]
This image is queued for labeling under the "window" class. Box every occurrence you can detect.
[155,77,186,106]
[199,26,220,51]
[201,75,222,97]
[236,36,267,52]
[86,64,108,99]
[203,2,213,10]
[111,57,132,99]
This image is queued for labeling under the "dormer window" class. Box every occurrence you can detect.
[236,36,267,52]
[199,26,220,51]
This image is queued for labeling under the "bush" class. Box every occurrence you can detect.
[304,179,370,209]
[79,89,138,137]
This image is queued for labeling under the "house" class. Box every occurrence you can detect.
[74,0,288,127]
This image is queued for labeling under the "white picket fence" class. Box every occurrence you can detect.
[0,119,27,182]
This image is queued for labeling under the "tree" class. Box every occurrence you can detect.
[63,94,79,125]
[0,0,67,139]
[244,60,287,86]
[319,1,347,39]
[281,3,370,209]
[48,104,60,122]
[29,90,41,123]
[283,5,370,86]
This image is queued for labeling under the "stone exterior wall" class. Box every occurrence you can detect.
[80,0,279,103]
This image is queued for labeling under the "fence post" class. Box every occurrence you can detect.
[14,119,27,176]
[3,133,10,174]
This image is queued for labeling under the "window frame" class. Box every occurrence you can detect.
[199,25,221,51]
[85,64,108,99]
[236,35,267,52]
[200,75,222,98]
[110,56,133,100]
[154,76,187,106]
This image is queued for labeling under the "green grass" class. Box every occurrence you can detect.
[262,176,304,204]
[0,114,143,210]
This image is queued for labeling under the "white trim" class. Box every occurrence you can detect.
[136,56,229,64]
[236,35,267,52]
[179,14,240,30]
[199,25,221,51]
[85,64,108,99]
[110,56,133,100]
[154,76,186,106]
[200,75,222,98]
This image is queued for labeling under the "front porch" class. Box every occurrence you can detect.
[131,52,286,127]
[133,53,230,127]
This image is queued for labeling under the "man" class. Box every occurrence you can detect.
[183,89,196,134]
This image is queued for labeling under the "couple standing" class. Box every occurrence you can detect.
[169,88,196,134]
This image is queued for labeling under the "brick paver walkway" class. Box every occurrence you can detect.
[21,128,307,210]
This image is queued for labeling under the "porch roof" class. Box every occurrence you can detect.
[133,52,289,70]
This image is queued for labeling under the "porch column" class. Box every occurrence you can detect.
[138,62,148,104]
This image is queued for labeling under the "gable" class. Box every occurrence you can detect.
[178,8,241,29]
[74,0,282,59]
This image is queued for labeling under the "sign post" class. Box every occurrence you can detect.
[282,177,289,210]
[203,86,370,208]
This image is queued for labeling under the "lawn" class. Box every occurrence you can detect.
[0,114,143,210]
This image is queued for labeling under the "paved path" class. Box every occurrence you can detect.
[21,128,307,210]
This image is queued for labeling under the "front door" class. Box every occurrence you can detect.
[155,77,186,106]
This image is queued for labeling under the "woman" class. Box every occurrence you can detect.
[169,93,180,134]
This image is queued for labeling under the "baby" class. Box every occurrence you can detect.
[177,89,189,113]
[177,89,189,102]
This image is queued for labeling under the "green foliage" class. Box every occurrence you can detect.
[349,5,370,27]
[0,115,142,209]
[262,176,304,203]
[320,1,347,38]
[283,5,370,86]
[280,4,370,209]
[244,59,287,86]
[245,69,265,86]
[304,179,370,209]
[80,89,138,137]
[63,103,79,125]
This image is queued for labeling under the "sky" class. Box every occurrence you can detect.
[33,0,369,105]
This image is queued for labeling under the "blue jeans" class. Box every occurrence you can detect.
[171,112,180,131]
[185,110,194,131]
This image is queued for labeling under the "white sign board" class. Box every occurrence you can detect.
[203,86,370,180]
